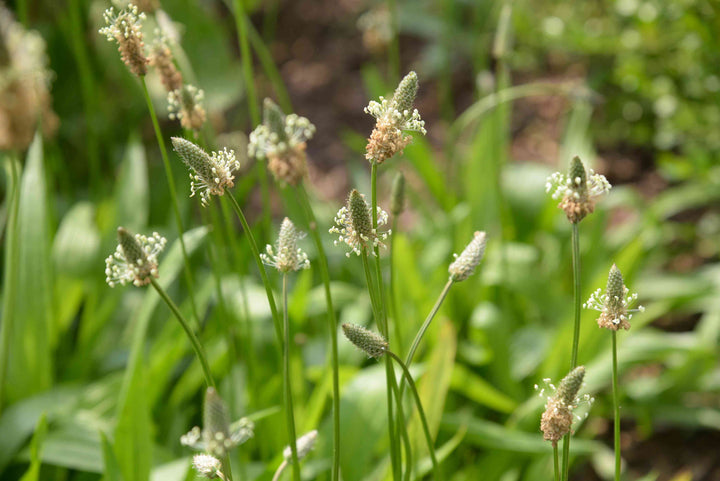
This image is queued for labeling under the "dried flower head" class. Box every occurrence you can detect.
[168,84,206,132]
[283,430,318,462]
[448,231,487,282]
[181,388,254,457]
[149,33,182,92]
[329,190,390,257]
[192,454,225,480]
[584,264,644,331]
[172,137,240,206]
[248,99,315,185]
[0,5,57,150]
[261,217,310,273]
[342,323,388,358]
[105,227,166,287]
[98,4,148,77]
[365,71,426,164]
[545,156,611,223]
[539,366,593,446]
[357,6,392,54]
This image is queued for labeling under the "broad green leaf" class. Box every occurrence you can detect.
[451,364,517,413]
[4,133,53,403]
[101,432,124,481]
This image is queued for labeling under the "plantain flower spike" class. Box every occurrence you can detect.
[105,227,166,287]
[283,430,318,462]
[540,366,587,446]
[248,98,316,186]
[192,454,225,480]
[0,5,57,151]
[546,156,611,223]
[584,264,644,331]
[390,171,406,217]
[365,71,426,164]
[261,217,310,273]
[181,387,255,457]
[172,137,239,206]
[342,323,388,358]
[98,4,148,77]
[448,231,487,282]
[329,189,390,257]
[149,31,182,92]
[168,84,206,132]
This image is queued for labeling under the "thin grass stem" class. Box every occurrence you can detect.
[554,444,560,481]
[386,351,441,481]
[387,0,400,83]
[295,185,340,481]
[612,331,621,481]
[139,77,201,330]
[389,214,403,353]
[272,460,288,481]
[283,274,301,481]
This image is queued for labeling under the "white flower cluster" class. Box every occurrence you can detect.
[181,418,254,457]
[105,231,166,287]
[168,84,204,121]
[192,453,224,479]
[261,218,310,273]
[283,430,318,462]
[191,148,238,206]
[98,4,145,43]
[329,204,390,257]
[248,113,315,159]
[448,231,487,282]
[364,96,426,135]
[545,169,611,201]
[534,378,595,421]
[584,286,645,327]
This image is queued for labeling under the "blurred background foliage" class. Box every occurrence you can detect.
[1,0,719,480]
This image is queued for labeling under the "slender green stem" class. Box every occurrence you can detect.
[272,460,288,481]
[226,191,283,342]
[295,185,340,481]
[361,250,399,481]
[386,351,441,481]
[283,275,301,481]
[390,369,412,481]
[389,215,403,352]
[387,0,400,83]
[221,456,235,481]
[139,78,201,330]
[612,331,621,481]
[553,444,560,481]
[149,279,214,388]
[562,222,582,481]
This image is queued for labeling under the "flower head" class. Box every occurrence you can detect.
[342,323,388,358]
[98,4,148,77]
[172,137,239,206]
[283,430,318,462]
[105,227,166,287]
[149,32,182,92]
[168,84,206,132]
[539,366,593,446]
[192,454,224,479]
[448,231,487,282]
[584,264,644,331]
[357,6,392,54]
[181,388,254,457]
[365,71,426,164]
[390,172,405,217]
[329,190,390,257]
[545,156,611,223]
[248,99,315,185]
[261,217,310,273]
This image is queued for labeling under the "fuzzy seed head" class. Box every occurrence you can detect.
[365,71,425,164]
[105,227,166,287]
[168,84,206,132]
[172,137,239,206]
[342,323,388,358]
[557,366,585,406]
[584,264,644,331]
[330,190,391,257]
[545,156,611,223]
[98,4,148,77]
[390,172,406,216]
[192,454,224,479]
[149,35,182,92]
[448,231,487,282]
[261,217,310,273]
[283,430,318,462]
[540,366,589,445]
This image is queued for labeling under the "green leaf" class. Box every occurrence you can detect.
[101,432,124,481]
[18,413,48,481]
[450,364,518,413]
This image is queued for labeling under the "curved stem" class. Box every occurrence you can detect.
[612,331,621,481]
[140,78,201,330]
[149,279,214,388]
[283,275,301,481]
[272,460,288,481]
[295,185,340,481]
[227,191,282,343]
[563,222,581,481]
[553,444,560,481]
[386,351,441,481]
